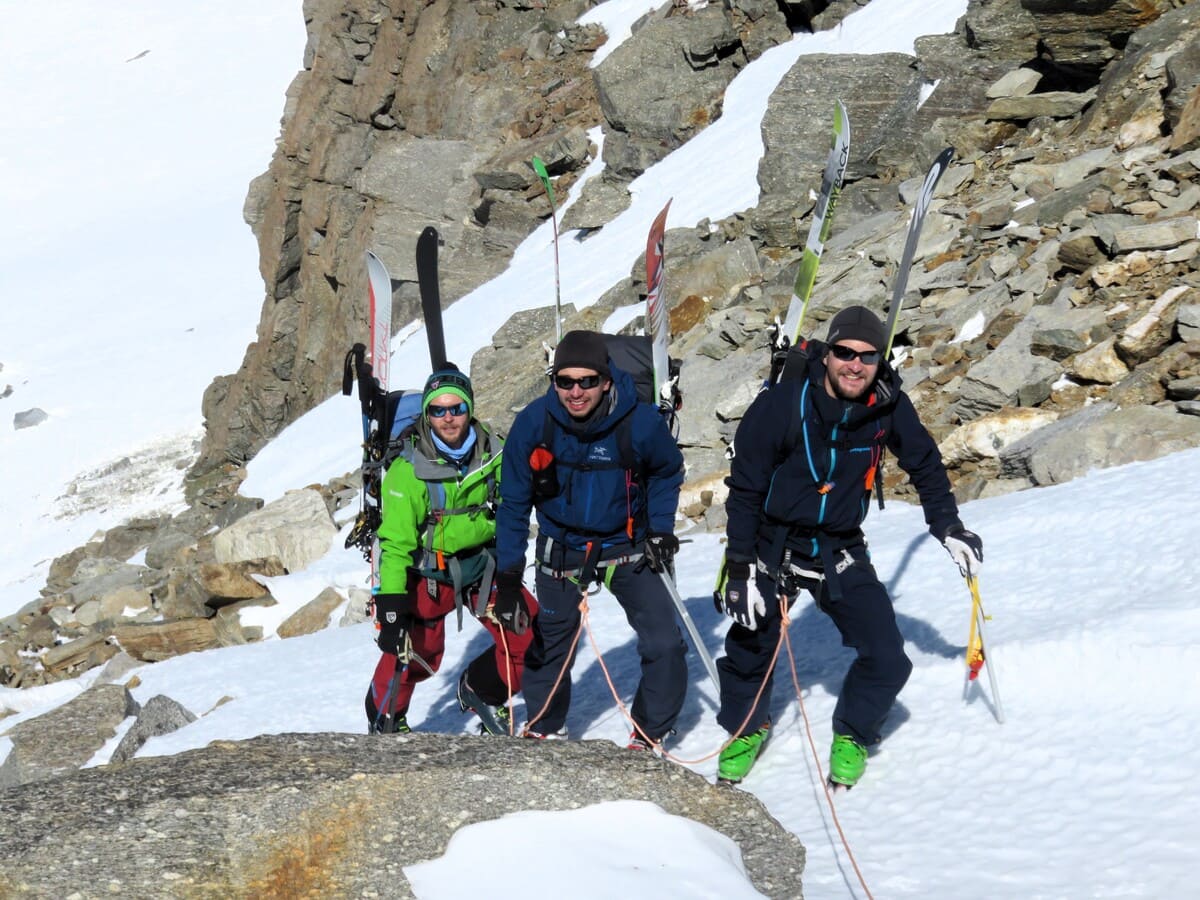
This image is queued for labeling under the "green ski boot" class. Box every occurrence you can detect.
[717,724,771,784]
[828,733,867,788]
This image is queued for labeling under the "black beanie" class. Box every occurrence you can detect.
[552,330,611,377]
[826,306,887,352]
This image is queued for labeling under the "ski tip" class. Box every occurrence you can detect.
[419,225,439,244]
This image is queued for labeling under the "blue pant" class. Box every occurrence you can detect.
[525,560,687,739]
[717,542,912,746]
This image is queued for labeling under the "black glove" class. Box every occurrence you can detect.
[641,532,680,573]
[714,560,765,630]
[942,523,984,579]
[374,592,416,655]
[493,570,531,635]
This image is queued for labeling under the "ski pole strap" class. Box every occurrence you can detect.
[343,343,365,397]
[473,550,497,620]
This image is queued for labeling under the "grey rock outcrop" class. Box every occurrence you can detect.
[212,487,337,573]
[109,694,197,764]
[0,733,805,899]
[0,683,137,790]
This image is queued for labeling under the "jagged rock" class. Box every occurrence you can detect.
[143,526,200,569]
[938,407,1061,465]
[1027,0,1177,77]
[986,89,1097,122]
[96,516,166,563]
[151,565,217,620]
[1109,365,1167,407]
[0,733,804,898]
[197,558,285,602]
[962,0,1039,62]
[1167,375,1200,401]
[1105,216,1199,254]
[112,619,223,663]
[666,236,763,320]
[61,562,148,610]
[953,330,1062,422]
[1069,338,1130,385]
[0,683,138,789]
[1001,402,1200,485]
[986,68,1041,99]
[110,695,197,764]
[39,633,119,677]
[561,175,632,231]
[1085,3,1200,137]
[13,408,47,430]
[278,587,346,639]
[1116,285,1191,364]
[1178,304,1200,342]
[755,53,925,244]
[1030,306,1110,361]
[195,0,606,476]
[213,489,336,573]
[594,4,746,175]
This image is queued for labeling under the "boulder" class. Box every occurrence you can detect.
[0,733,805,898]
[213,489,337,574]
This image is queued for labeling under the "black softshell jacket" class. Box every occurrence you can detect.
[725,342,961,566]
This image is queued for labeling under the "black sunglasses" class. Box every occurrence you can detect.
[427,401,468,418]
[829,344,882,365]
[554,374,603,390]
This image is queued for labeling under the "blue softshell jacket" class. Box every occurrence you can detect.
[496,365,684,573]
[724,341,961,566]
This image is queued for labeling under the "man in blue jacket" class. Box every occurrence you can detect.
[493,330,687,750]
[714,306,983,787]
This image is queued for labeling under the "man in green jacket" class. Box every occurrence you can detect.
[366,365,537,735]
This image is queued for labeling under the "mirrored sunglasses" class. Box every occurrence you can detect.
[554,374,603,390]
[829,344,882,365]
[427,401,469,418]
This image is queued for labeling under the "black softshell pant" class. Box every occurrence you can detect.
[716,541,913,746]
[525,556,687,740]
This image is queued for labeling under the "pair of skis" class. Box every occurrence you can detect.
[532,156,679,421]
[348,231,449,688]
[350,229,448,587]
[769,101,955,384]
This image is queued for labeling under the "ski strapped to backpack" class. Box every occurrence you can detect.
[645,199,681,429]
[882,146,954,358]
[343,250,396,585]
[769,101,850,386]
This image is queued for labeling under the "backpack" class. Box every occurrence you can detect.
[602,333,682,436]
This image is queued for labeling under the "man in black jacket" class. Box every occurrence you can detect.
[713,306,983,787]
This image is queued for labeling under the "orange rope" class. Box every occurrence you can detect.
[781,600,874,900]
[519,594,587,736]
[497,621,515,736]
[579,588,786,766]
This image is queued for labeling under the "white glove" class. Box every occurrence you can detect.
[942,525,983,579]
[715,561,766,630]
